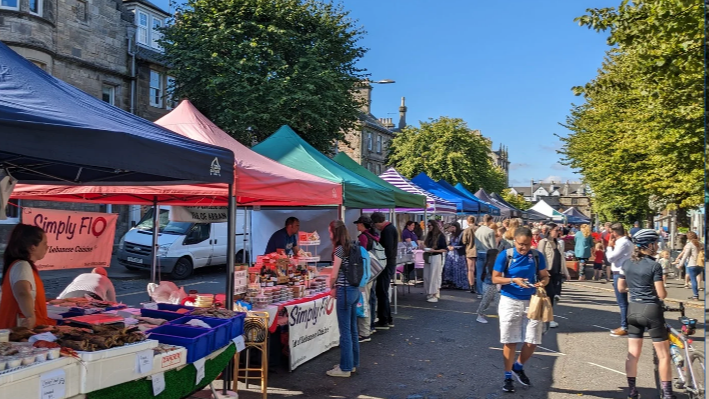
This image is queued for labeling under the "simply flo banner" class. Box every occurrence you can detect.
[23,207,117,270]
[286,295,340,371]
[171,206,228,223]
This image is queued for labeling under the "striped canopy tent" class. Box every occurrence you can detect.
[372,167,457,214]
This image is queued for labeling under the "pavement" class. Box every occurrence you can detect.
[197,282,705,399]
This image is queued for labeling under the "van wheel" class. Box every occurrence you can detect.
[171,257,193,280]
[236,250,249,264]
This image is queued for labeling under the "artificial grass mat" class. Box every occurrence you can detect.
[87,344,236,399]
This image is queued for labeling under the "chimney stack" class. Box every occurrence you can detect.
[398,97,407,130]
[355,81,372,114]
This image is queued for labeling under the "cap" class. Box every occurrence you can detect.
[353,216,372,226]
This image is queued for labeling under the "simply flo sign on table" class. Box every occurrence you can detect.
[171,206,228,223]
[285,295,339,371]
[23,207,117,270]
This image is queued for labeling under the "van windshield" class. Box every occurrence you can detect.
[135,209,193,235]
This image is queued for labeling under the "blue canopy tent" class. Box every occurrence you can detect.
[436,180,488,213]
[0,41,234,185]
[562,207,591,224]
[453,183,500,216]
[489,192,523,218]
[411,173,479,214]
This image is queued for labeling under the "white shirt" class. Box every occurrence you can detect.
[58,273,116,302]
[9,261,36,302]
[606,236,634,272]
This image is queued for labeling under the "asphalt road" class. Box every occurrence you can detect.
[227,282,705,399]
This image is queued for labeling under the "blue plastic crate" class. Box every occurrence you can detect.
[169,316,231,351]
[229,313,246,339]
[140,308,187,321]
[154,303,195,312]
[146,324,213,364]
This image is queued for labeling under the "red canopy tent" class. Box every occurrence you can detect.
[12,100,343,206]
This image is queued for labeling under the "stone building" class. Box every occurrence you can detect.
[338,83,403,175]
[509,180,592,217]
[0,0,174,249]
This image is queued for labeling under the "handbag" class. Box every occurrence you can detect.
[356,292,368,318]
[528,287,553,322]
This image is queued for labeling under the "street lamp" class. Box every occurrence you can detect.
[366,79,395,85]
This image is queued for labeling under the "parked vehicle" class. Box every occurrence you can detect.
[117,206,249,279]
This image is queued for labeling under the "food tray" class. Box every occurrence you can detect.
[146,325,213,364]
[0,357,81,398]
[140,308,188,321]
[168,316,230,352]
[75,339,159,361]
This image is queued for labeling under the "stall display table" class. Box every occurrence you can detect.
[263,291,331,333]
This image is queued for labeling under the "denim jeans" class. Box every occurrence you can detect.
[687,266,703,298]
[475,252,487,294]
[336,286,361,372]
[612,274,629,329]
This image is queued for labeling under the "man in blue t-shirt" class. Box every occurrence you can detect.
[264,217,300,256]
[492,226,550,393]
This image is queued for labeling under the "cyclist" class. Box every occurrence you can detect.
[617,229,673,399]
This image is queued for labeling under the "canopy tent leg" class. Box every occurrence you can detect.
[338,205,345,222]
[151,197,159,284]
[223,184,236,396]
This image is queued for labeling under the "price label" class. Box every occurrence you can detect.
[143,302,159,310]
[40,369,66,399]
[151,372,165,396]
[136,350,154,374]
[232,335,245,352]
[193,357,206,384]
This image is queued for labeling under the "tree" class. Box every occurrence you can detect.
[387,117,507,193]
[559,0,704,224]
[161,0,368,152]
[501,189,530,211]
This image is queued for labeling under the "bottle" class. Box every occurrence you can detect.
[670,344,684,366]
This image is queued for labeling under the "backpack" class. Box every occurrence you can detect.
[368,237,387,263]
[343,241,365,287]
[502,248,542,283]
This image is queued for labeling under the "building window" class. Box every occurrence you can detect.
[150,70,162,108]
[376,135,382,154]
[0,0,18,10]
[102,85,115,105]
[165,76,177,109]
[367,162,372,171]
[376,164,381,175]
[29,0,41,15]
[366,133,372,151]
[137,11,149,45]
[151,18,162,49]
[76,0,87,22]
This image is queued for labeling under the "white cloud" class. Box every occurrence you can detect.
[541,175,564,183]
[510,163,531,170]
[539,143,562,152]
[550,163,569,171]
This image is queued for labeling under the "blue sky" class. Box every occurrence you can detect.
[153,0,614,188]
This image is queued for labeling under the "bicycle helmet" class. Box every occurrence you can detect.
[631,228,659,248]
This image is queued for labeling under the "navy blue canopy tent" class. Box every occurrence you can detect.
[563,207,591,224]
[436,179,488,213]
[489,192,523,218]
[411,173,479,213]
[454,183,500,216]
[0,42,234,185]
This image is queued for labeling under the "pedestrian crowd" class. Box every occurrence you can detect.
[325,213,704,398]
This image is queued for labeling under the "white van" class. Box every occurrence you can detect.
[117,206,250,279]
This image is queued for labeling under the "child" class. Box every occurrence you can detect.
[658,250,671,287]
[593,242,605,281]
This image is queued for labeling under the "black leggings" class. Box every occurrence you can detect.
[627,302,668,342]
[545,274,563,306]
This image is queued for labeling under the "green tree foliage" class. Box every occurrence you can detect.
[559,0,704,224]
[501,189,530,211]
[387,117,507,194]
[161,0,368,152]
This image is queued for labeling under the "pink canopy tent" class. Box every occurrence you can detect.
[12,100,342,206]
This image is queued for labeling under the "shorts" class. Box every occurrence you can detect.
[627,302,668,342]
[593,262,604,270]
[498,295,543,345]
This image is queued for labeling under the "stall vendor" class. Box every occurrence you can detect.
[0,224,56,328]
[58,267,116,302]
[264,217,300,256]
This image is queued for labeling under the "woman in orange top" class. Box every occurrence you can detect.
[0,224,55,328]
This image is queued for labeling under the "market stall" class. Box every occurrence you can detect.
[437,180,488,214]
[411,173,480,214]
[454,184,500,216]
[372,167,457,215]
[489,192,524,219]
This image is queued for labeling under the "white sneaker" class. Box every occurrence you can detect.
[427,296,438,303]
[549,321,559,328]
[476,315,488,324]
[333,364,356,372]
[326,365,351,377]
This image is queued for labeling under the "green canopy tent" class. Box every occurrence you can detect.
[333,152,426,209]
[252,126,394,209]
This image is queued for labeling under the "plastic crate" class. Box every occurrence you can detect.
[229,313,246,339]
[140,308,187,321]
[168,316,231,351]
[146,325,213,364]
[151,303,195,312]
